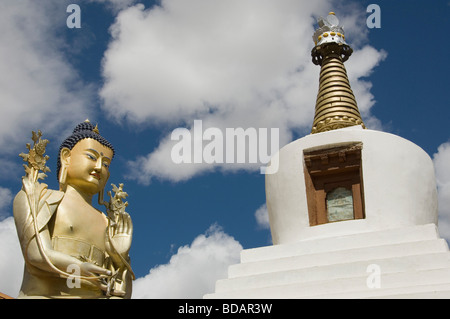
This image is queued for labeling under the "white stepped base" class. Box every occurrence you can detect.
[206,269,450,299]
[204,224,450,299]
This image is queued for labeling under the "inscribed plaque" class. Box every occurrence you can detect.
[326,187,354,222]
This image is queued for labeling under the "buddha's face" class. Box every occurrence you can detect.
[60,138,113,196]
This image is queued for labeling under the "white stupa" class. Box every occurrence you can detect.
[205,13,450,299]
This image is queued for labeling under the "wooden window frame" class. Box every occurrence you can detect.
[303,143,365,226]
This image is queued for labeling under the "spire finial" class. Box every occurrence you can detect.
[312,12,346,46]
[310,12,365,134]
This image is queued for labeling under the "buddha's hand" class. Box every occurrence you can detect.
[105,212,133,265]
[80,262,112,277]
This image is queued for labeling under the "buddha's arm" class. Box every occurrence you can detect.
[105,212,134,298]
[13,190,111,278]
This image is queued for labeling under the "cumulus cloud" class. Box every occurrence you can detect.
[0,213,23,297]
[0,217,23,297]
[100,0,387,184]
[0,1,94,157]
[433,142,450,242]
[255,203,270,230]
[0,185,22,298]
[132,224,242,298]
[0,187,22,298]
[101,1,322,125]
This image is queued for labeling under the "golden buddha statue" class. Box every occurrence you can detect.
[13,121,134,298]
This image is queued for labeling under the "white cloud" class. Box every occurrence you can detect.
[132,224,242,298]
[255,203,270,230]
[0,186,23,297]
[0,1,94,156]
[101,1,322,125]
[100,0,387,184]
[433,142,450,242]
[0,217,23,298]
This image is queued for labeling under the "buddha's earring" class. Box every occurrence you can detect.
[59,165,67,186]
[59,148,71,191]
[98,188,105,206]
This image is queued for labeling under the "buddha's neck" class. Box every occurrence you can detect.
[64,185,94,205]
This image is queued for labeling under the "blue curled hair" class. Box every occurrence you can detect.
[56,121,115,182]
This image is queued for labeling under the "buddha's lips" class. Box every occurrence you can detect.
[90,172,101,180]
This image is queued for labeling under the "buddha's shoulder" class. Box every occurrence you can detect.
[14,184,64,213]
[13,184,65,237]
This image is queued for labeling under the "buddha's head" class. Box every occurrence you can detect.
[57,121,115,197]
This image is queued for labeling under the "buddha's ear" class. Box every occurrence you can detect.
[59,148,71,189]
[60,147,71,166]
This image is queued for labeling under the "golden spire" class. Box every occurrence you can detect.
[310,12,365,134]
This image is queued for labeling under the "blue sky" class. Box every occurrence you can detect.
[0,0,449,298]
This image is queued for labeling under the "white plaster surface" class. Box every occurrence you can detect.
[265,127,438,245]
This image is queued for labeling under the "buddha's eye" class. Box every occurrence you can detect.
[86,153,96,161]
[103,162,110,169]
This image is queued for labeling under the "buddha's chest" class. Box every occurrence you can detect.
[51,199,108,252]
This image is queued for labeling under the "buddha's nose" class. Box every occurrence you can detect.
[94,157,103,171]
